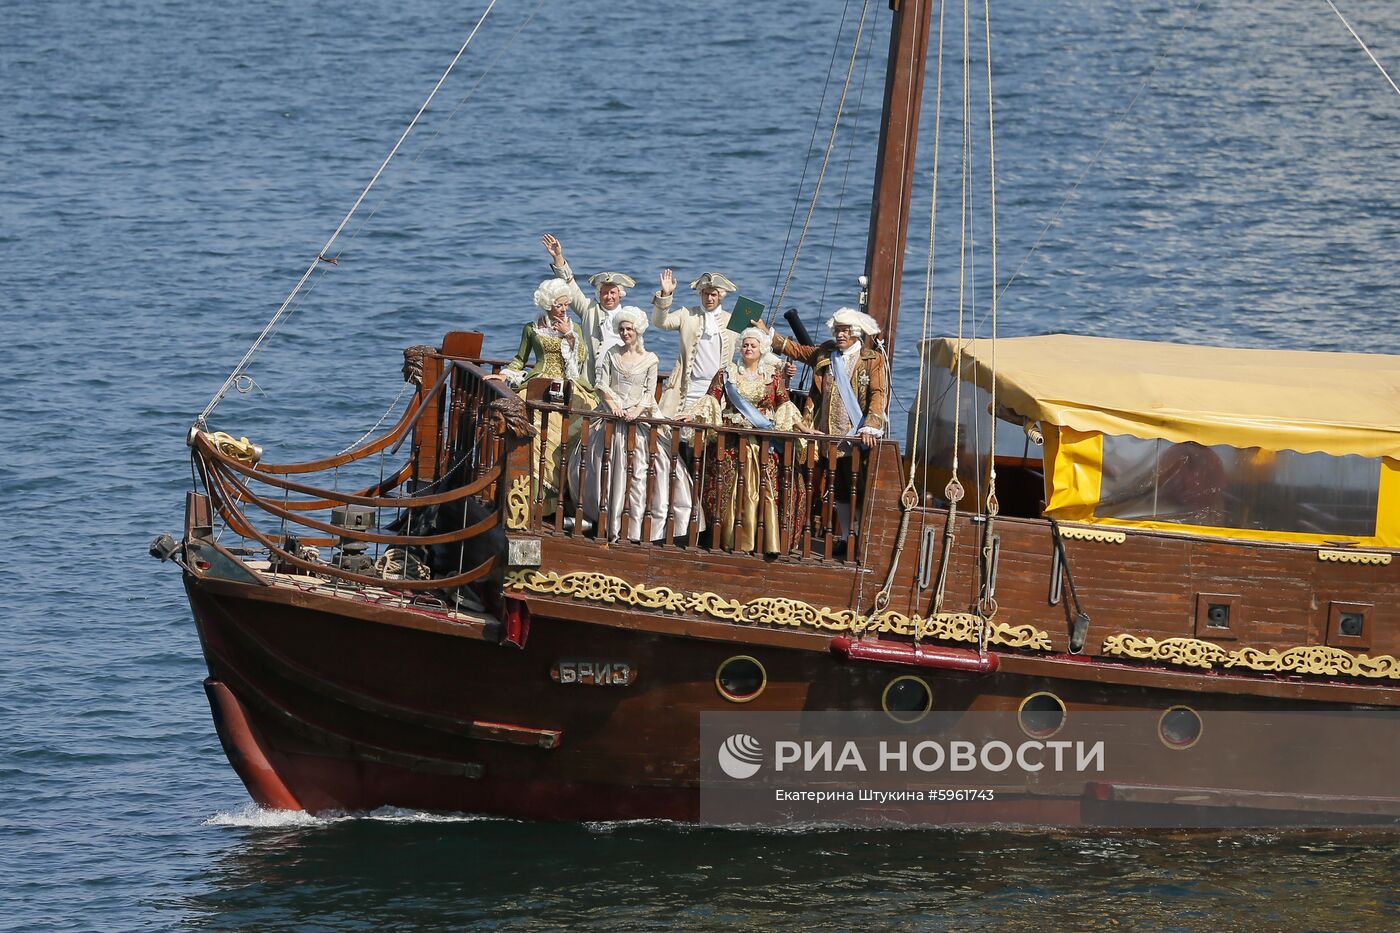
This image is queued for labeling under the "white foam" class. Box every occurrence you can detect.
[203,803,321,828]
[203,803,505,828]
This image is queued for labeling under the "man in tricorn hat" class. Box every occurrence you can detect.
[646,267,740,541]
[651,267,739,418]
[542,233,640,382]
[758,307,888,548]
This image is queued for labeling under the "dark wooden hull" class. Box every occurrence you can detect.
[185,569,1400,824]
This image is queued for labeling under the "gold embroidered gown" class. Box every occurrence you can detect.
[686,363,805,554]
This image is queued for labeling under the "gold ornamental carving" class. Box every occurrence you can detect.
[506,569,688,613]
[1317,549,1391,566]
[505,476,531,531]
[503,570,1052,650]
[1058,526,1126,544]
[1101,633,1400,681]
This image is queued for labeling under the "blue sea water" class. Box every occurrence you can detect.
[3,0,1400,928]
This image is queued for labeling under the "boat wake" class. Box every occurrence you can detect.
[202,803,505,828]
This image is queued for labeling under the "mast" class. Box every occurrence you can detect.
[863,0,935,349]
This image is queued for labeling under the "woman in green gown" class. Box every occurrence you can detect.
[489,279,597,514]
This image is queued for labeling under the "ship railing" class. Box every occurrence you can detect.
[512,396,875,563]
[188,357,527,595]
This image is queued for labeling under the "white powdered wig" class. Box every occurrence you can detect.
[825,307,881,338]
[739,326,782,371]
[739,326,772,355]
[533,278,572,312]
[611,306,648,351]
[611,305,648,336]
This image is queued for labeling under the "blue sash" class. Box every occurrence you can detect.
[724,375,775,430]
[828,349,865,436]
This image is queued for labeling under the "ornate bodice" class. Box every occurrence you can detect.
[597,350,658,411]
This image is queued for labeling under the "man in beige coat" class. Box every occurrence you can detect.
[648,268,739,540]
[651,269,739,417]
[542,233,638,382]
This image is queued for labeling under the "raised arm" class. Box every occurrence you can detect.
[542,233,591,313]
[770,331,824,366]
[651,268,686,330]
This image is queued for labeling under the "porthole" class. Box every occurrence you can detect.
[1018,691,1067,738]
[1158,705,1203,750]
[882,676,933,723]
[716,655,767,703]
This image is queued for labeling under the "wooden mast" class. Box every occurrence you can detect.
[863,0,935,348]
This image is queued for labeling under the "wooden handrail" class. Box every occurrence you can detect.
[208,464,499,547]
[523,399,890,449]
[212,486,499,591]
[199,435,501,509]
[217,463,414,512]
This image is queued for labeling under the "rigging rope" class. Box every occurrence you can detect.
[970,0,1003,635]
[196,0,502,427]
[1324,0,1400,99]
[818,8,880,323]
[769,0,873,325]
[926,0,965,624]
[769,0,861,316]
[873,0,945,619]
[980,0,1000,523]
[249,0,544,365]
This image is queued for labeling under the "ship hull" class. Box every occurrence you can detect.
[186,573,1400,825]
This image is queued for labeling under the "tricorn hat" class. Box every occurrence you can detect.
[690,272,737,293]
[588,271,637,290]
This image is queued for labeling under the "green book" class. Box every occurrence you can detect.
[726,296,765,333]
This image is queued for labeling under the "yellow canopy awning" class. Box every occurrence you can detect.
[926,334,1400,459]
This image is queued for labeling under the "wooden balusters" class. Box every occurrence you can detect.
[801,439,817,559]
[780,437,795,555]
[623,421,639,543]
[687,433,704,550]
[846,445,862,563]
[643,427,659,547]
[596,418,615,539]
[821,442,838,560]
[733,432,748,554]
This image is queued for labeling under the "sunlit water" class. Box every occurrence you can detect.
[4,0,1400,928]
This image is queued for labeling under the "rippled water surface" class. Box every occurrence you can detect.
[4,0,1400,928]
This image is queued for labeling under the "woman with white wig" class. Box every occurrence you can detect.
[571,307,659,541]
[488,279,598,514]
[681,326,806,555]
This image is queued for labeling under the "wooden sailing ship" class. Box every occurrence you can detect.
[162,1,1400,823]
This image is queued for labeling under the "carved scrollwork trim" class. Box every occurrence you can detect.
[503,570,1053,650]
[1101,633,1400,680]
[505,476,531,531]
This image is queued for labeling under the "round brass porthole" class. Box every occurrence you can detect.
[716,655,767,703]
[1018,691,1067,738]
[1158,705,1203,750]
[882,675,933,723]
